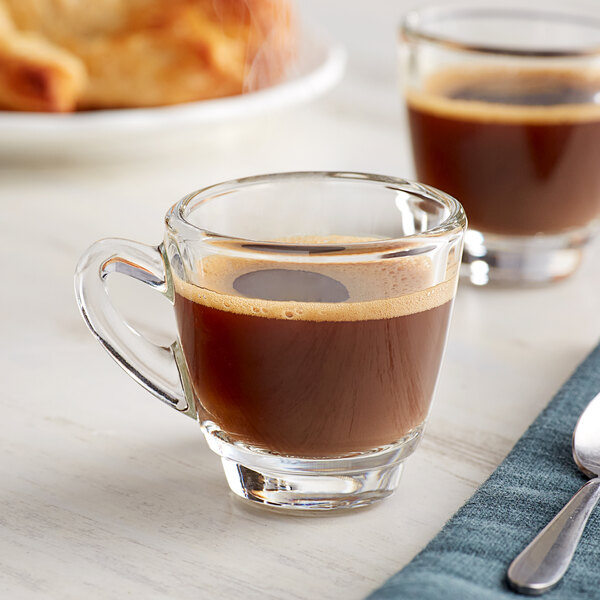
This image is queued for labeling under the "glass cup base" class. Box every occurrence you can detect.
[221,458,404,512]
[461,225,597,286]
[202,422,424,511]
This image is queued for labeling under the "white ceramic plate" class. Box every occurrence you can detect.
[0,24,346,157]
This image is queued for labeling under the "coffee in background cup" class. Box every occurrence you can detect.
[401,3,600,285]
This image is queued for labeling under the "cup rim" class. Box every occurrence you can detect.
[165,171,466,255]
[401,2,600,58]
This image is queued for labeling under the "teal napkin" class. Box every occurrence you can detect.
[367,340,600,600]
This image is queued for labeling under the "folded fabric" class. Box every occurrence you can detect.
[367,340,600,600]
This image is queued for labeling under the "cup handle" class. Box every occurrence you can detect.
[74,238,196,419]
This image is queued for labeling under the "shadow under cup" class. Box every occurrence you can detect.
[76,173,466,511]
[401,3,600,285]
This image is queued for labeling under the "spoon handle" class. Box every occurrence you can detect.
[507,477,600,595]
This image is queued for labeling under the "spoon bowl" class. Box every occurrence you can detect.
[573,392,600,478]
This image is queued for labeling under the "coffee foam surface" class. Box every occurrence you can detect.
[173,237,457,322]
[407,67,600,125]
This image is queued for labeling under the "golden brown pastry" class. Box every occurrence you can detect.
[0,3,85,111]
[0,0,296,112]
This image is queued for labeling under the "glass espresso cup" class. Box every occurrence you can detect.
[400,3,600,285]
[75,172,466,511]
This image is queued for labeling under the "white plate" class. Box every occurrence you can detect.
[0,24,346,158]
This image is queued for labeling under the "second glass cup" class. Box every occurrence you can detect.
[400,2,600,285]
[75,172,466,511]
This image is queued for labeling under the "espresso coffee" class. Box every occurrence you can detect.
[173,250,455,458]
[407,68,600,235]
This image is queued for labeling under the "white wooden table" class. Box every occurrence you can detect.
[2,2,600,598]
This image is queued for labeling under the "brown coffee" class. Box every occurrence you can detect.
[407,68,600,235]
[173,249,455,458]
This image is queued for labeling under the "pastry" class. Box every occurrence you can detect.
[0,0,296,112]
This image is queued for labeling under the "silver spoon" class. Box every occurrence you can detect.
[507,391,600,595]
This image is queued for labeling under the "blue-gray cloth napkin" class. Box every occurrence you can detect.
[368,340,600,600]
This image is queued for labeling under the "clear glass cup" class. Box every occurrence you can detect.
[400,2,600,285]
[74,172,466,511]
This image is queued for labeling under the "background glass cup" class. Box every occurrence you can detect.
[400,2,600,285]
[75,172,466,512]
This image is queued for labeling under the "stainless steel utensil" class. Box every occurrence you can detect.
[507,391,600,595]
